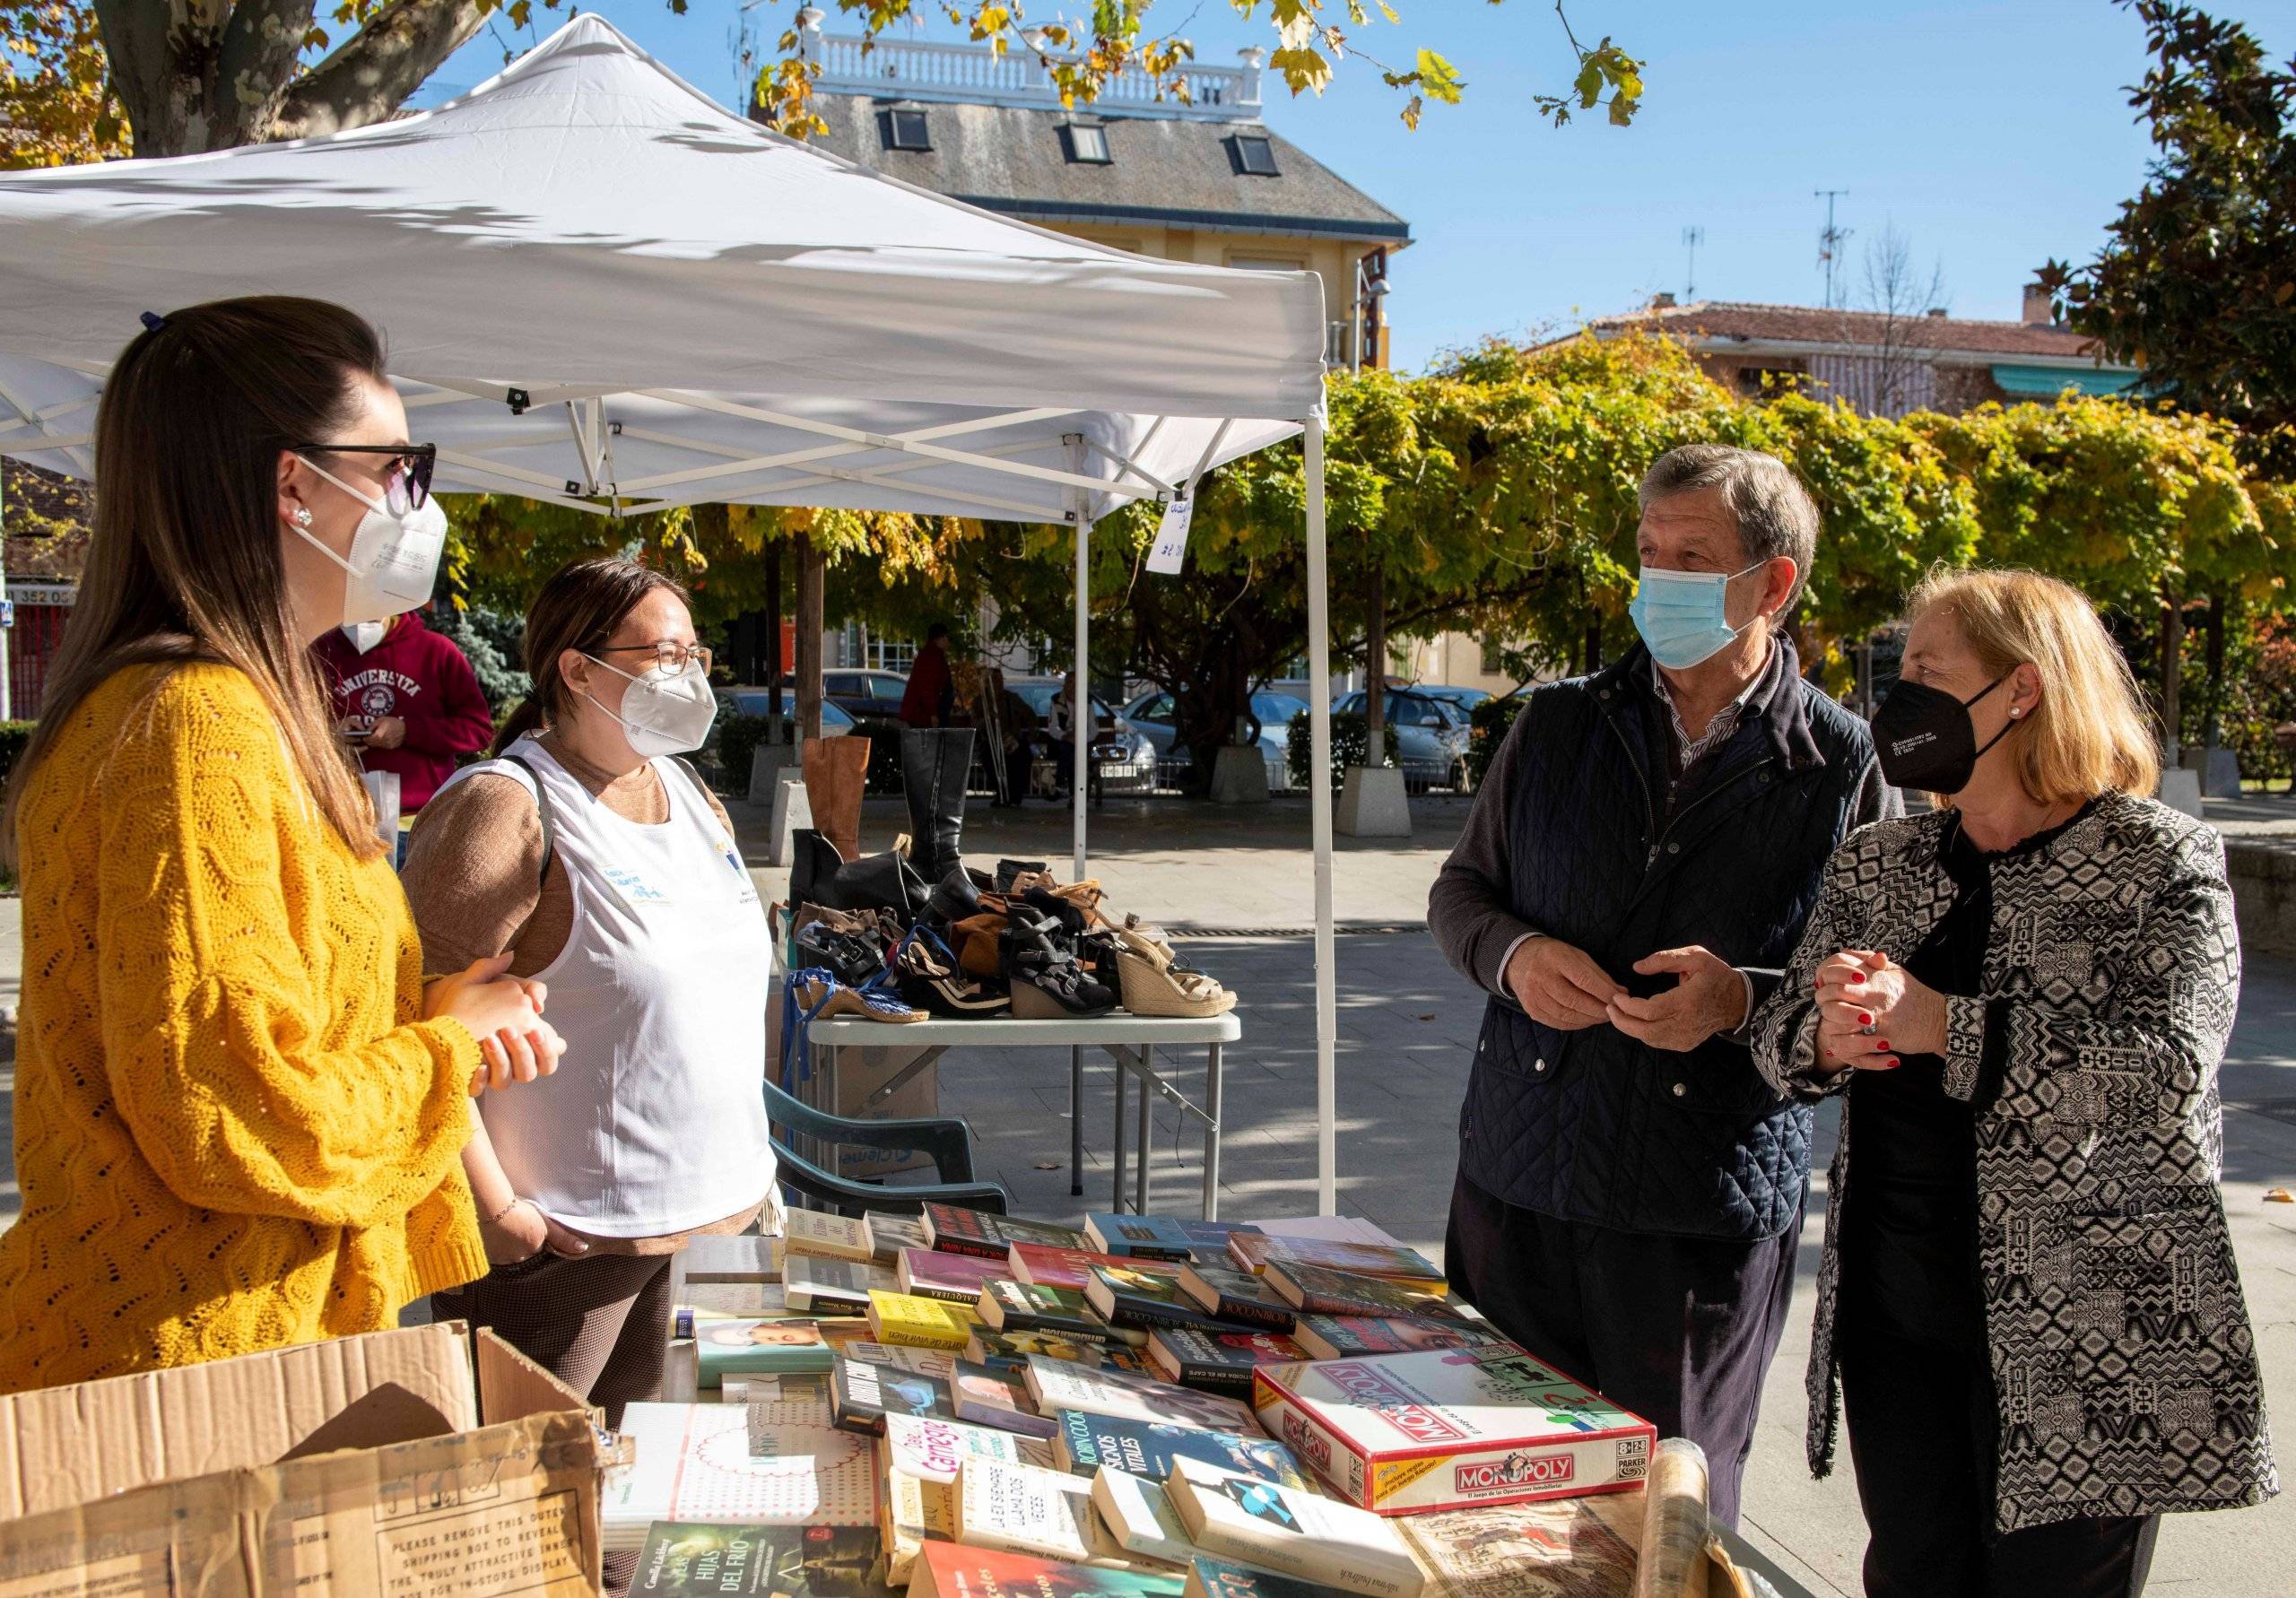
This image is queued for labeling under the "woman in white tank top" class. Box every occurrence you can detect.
[404,559,773,1424]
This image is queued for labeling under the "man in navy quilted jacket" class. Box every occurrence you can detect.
[1429,445,1898,1526]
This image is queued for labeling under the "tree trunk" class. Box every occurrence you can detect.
[764,539,785,746]
[2202,593,2227,751]
[1364,566,1386,760]
[2160,593,2184,759]
[795,533,824,746]
[1582,615,1604,675]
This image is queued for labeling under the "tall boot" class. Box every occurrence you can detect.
[901,726,975,886]
[804,734,872,865]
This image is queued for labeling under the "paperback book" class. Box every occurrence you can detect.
[784,1255,899,1315]
[827,1355,955,1434]
[1261,1264,1466,1321]
[952,1456,1141,1568]
[681,1315,836,1383]
[865,1212,931,1264]
[879,1414,1038,1585]
[1024,1356,1265,1436]
[966,1328,1124,1374]
[908,1542,1187,1598]
[1051,1411,1312,1490]
[922,1204,1091,1260]
[1090,1467,1197,1568]
[1010,1244,1188,1294]
[866,1290,982,1350]
[1228,1234,1444,1285]
[1291,1315,1512,1363]
[841,1341,959,1381]
[678,1233,783,1283]
[719,1373,831,1407]
[1086,1214,1265,1263]
[1176,1264,1300,1333]
[899,1247,1007,1305]
[1392,1495,1642,1598]
[951,1359,1059,1440]
[1090,1265,1261,1335]
[1250,1345,1657,1515]
[782,1209,874,1264]
[1147,1329,1311,1400]
[604,1404,878,1553]
[1184,1557,1354,1598]
[978,1280,1110,1339]
[1164,1456,1423,1598]
[626,1523,891,1597]
[675,1281,783,1317]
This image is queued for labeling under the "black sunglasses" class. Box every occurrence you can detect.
[295,442,437,515]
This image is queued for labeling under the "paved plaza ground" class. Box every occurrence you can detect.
[0,786,2288,1592]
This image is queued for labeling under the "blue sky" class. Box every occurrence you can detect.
[419,1,2296,371]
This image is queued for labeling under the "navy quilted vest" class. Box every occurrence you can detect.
[1457,644,1875,1239]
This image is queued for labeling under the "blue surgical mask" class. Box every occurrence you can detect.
[1628,560,1768,669]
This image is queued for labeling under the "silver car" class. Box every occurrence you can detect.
[1331,688,1473,793]
[1121,689,1305,791]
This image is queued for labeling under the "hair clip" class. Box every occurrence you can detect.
[139,311,168,333]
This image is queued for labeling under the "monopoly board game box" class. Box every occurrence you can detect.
[1250,1344,1655,1515]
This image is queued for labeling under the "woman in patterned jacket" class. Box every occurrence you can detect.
[1751,568,2274,1598]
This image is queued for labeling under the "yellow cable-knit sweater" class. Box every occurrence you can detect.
[0,661,488,1394]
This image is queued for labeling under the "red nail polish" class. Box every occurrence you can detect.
[1859,1012,1874,1026]
[1883,1057,1900,1069]
[1848,973,1866,984]
[1876,1040,1890,1051]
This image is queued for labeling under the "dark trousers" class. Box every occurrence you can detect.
[432,1248,675,1429]
[1443,1171,1797,1528]
[1839,1317,2159,1598]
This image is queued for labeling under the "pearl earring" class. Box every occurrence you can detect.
[2009,707,2022,718]
[292,507,313,526]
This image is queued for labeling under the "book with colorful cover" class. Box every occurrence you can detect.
[828,1355,956,1434]
[1261,1264,1467,1320]
[782,1209,874,1264]
[1089,1264,1263,1335]
[966,1328,1123,1375]
[879,1413,1039,1585]
[681,1315,836,1383]
[1009,1244,1189,1293]
[1176,1264,1300,1333]
[604,1403,879,1553]
[841,1341,959,1380]
[1086,1215,1266,1263]
[952,1456,1145,1568]
[1147,1330,1311,1400]
[897,1246,1005,1304]
[866,1290,982,1350]
[718,1372,831,1408]
[1024,1356,1264,1436]
[783,1255,898,1315]
[1164,1456,1422,1597]
[1227,1234,1443,1285]
[864,1212,931,1265]
[909,1542,1188,1598]
[674,1281,783,1317]
[1182,1559,1350,1598]
[950,1359,1059,1440]
[626,1523,892,1597]
[1291,1315,1513,1363]
[978,1279,1110,1339]
[1250,1345,1657,1515]
[1091,1467,1199,1568]
[678,1233,784,1284]
[922,1204,1090,1260]
[1051,1411,1311,1490]
[1391,1495,1642,1598]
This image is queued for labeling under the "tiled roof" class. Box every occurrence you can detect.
[797,91,1409,243]
[1587,300,2112,360]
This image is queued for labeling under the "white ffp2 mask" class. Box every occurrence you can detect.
[583,656,718,758]
[292,455,447,625]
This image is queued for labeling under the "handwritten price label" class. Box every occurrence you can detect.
[1145,494,1195,574]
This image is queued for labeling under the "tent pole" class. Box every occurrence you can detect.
[1304,407,1336,1216]
[1066,433,1089,883]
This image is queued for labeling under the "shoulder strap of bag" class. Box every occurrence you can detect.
[667,756,721,819]
[498,752,555,883]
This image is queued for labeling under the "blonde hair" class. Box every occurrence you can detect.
[1903,567,2160,805]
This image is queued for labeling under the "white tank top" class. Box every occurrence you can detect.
[439,736,776,1236]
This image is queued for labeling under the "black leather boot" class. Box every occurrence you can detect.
[901,726,976,887]
[789,829,846,910]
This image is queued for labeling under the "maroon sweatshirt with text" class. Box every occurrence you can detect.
[312,610,496,813]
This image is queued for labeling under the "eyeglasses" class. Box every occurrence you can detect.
[294,442,437,515]
[596,641,714,675]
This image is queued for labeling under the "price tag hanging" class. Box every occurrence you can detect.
[1145,491,1195,575]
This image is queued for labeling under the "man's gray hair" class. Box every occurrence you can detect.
[1637,445,1819,612]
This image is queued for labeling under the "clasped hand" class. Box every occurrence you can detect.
[424,953,568,1094]
[1812,950,1947,1073]
[1503,936,1746,1053]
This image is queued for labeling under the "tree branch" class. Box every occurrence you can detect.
[215,0,318,144]
[269,0,491,140]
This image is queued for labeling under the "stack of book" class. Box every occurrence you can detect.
[619,1203,1665,1598]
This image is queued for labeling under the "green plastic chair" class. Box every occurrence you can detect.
[762,1077,1009,1218]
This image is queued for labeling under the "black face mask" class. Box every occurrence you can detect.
[1871,673,2013,794]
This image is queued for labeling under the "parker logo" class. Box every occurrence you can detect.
[1457,1451,1574,1492]
[1322,1362,1465,1443]
[1278,1410,1331,1472]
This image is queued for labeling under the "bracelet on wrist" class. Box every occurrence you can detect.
[483,1194,526,1227]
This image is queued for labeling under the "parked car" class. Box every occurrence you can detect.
[1331,688,1473,793]
[1413,684,1496,716]
[1122,689,1306,791]
[1004,676,1156,794]
[823,667,910,722]
[719,686,857,733]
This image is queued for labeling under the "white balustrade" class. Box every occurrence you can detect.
[797,22,1263,120]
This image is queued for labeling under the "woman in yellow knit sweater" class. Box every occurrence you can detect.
[0,297,565,1393]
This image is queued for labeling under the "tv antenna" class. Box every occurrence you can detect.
[1681,226,1704,302]
[1815,189,1851,308]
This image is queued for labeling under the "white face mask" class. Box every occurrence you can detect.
[340,620,387,653]
[291,455,448,625]
[583,655,718,757]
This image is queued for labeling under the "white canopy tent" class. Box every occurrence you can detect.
[0,15,1346,1211]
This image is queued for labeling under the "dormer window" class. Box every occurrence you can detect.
[1229,134,1278,176]
[1060,124,1111,164]
[879,107,931,152]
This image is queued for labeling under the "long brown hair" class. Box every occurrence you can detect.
[493,558,691,754]
[4,296,396,865]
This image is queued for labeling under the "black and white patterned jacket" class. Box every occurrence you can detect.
[1750,792,2277,1533]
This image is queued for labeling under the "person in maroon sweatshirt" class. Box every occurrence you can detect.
[313,609,497,814]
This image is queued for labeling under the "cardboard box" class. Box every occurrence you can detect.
[1252,1345,1656,1516]
[0,1322,602,1595]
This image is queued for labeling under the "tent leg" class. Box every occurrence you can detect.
[1304,408,1336,1217]
[1068,436,1090,883]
